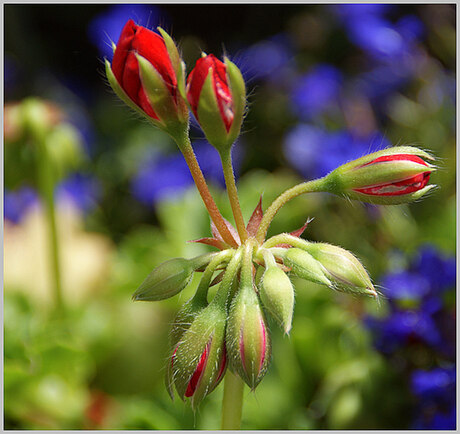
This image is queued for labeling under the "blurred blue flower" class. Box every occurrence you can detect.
[236,33,293,83]
[283,124,389,179]
[131,141,240,207]
[411,367,456,404]
[334,5,423,61]
[87,4,165,60]
[4,187,39,224]
[381,271,431,302]
[334,5,425,103]
[365,309,442,354]
[290,64,342,120]
[413,245,457,294]
[57,173,102,213]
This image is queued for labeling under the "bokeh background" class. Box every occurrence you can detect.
[4,3,456,430]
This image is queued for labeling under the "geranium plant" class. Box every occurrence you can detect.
[105,20,436,429]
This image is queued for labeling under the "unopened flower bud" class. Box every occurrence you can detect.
[106,20,188,137]
[132,253,214,301]
[324,146,436,205]
[304,243,377,297]
[186,54,246,153]
[260,265,295,334]
[227,282,271,389]
[284,248,332,287]
[169,303,227,409]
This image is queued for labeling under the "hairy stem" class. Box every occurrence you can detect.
[221,370,245,430]
[256,178,326,243]
[175,133,238,247]
[220,149,248,243]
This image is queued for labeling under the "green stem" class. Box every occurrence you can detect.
[36,135,64,313]
[220,149,248,243]
[193,249,234,304]
[174,131,238,248]
[212,247,243,308]
[221,370,245,430]
[255,178,327,243]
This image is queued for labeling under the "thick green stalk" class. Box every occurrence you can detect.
[220,149,248,243]
[221,370,245,430]
[255,178,327,243]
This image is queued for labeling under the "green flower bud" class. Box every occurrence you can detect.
[305,243,377,297]
[260,265,295,334]
[284,248,332,287]
[323,146,436,205]
[169,302,227,409]
[227,282,271,389]
[132,253,214,302]
[166,295,209,400]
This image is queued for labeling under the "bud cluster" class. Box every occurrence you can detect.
[104,19,438,412]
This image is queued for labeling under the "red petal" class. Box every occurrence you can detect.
[246,196,264,237]
[359,154,429,168]
[354,172,431,196]
[111,20,176,119]
[186,54,233,131]
[185,342,210,397]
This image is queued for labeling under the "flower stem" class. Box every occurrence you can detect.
[221,370,245,430]
[36,135,64,313]
[220,149,248,243]
[174,132,238,247]
[255,178,327,243]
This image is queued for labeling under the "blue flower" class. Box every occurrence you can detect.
[236,33,293,82]
[290,64,342,120]
[87,4,165,59]
[283,125,389,179]
[4,187,39,224]
[131,152,192,206]
[411,367,456,404]
[365,309,442,354]
[130,141,235,207]
[381,271,431,302]
[56,173,101,213]
[333,5,423,62]
[413,245,456,294]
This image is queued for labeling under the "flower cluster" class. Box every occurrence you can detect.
[105,20,438,409]
[365,246,456,429]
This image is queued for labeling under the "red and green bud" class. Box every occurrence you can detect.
[283,248,332,287]
[260,265,295,334]
[168,303,227,409]
[227,282,271,389]
[132,253,214,302]
[106,20,188,136]
[324,146,436,205]
[186,54,246,153]
[303,243,377,297]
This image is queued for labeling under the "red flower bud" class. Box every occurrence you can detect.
[106,20,188,134]
[168,302,228,408]
[352,154,431,196]
[187,54,234,131]
[111,20,177,120]
[186,54,246,153]
[324,146,436,205]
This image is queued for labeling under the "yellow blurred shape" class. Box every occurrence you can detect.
[4,200,114,308]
